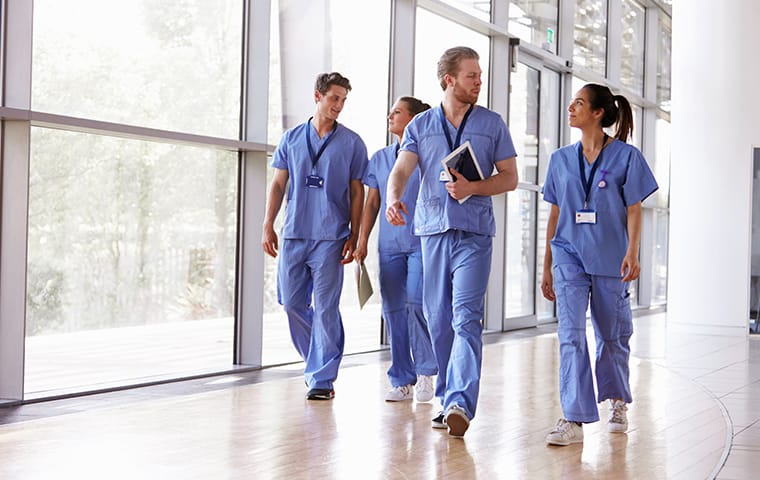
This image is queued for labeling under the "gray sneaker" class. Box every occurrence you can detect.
[608,399,628,433]
[545,418,583,446]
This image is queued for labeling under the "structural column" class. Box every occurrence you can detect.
[668,0,760,335]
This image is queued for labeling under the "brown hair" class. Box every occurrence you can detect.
[582,83,634,142]
[437,46,479,91]
[398,96,431,116]
[314,72,352,94]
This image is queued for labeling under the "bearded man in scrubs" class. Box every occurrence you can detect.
[386,47,519,437]
[262,72,368,401]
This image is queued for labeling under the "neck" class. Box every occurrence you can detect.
[581,129,608,151]
[442,95,471,126]
[312,112,335,138]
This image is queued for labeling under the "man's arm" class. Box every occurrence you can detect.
[262,168,289,258]
[445,156,518,201]
[354,187,380,263]
[341,178,365,264]
[385,150,419,225]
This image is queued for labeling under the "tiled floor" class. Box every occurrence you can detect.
[1,312,760,478]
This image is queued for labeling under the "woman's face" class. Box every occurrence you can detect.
[387,100,414,137]
[567,88,602,129]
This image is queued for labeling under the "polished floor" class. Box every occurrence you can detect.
[1,312,759,479]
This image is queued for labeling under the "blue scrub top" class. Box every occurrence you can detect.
[542,139,659,276]
[363,142,421,253]
[400,105,517,237]
[271,120,368,240]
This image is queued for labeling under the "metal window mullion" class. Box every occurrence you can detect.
[0,0,34,402]
[235,0,271,367]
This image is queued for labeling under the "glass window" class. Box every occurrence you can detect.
[573,0,608,75]
[505,190,536,318]
[620,0,645,95]
[31,0,243,139]
[509,0,559,54]
[25,128,238,395]
[414,9,491,109]
[651,209,669,305]
[264,0,391,366]
[657,15,672,112]
[509,63,540,184]
[650,118,671,208]
[268,0,390,153]
[437,1,491,22]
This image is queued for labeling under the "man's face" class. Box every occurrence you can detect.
[315,85,348,121]
[449,58,482,105]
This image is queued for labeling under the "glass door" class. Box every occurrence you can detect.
[504,56,561,330]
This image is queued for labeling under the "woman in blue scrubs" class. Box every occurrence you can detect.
[354,96,438,403]
[541,84,658,446]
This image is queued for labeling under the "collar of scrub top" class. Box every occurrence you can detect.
[439,103,474,152]
[578,133,609,209]
[305,117,338,172]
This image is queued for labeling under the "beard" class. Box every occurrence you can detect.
[452,85,479,105]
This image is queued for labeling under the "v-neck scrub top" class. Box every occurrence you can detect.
[400,105,517,237]
[542,139,658,277]
[271,121,368,240]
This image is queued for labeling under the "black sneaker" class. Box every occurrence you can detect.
[306,388,335,400]
[431,411,446,429]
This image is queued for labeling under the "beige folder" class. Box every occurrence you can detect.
[355,262,374,309]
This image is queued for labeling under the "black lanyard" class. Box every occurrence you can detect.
[305,117,338,170]
[578,133,609,208]
[439,103,474,152]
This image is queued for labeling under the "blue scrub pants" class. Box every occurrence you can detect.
[553,261,634,423]
[421,230,492,420]
[277,238,345,390]
[378,249,437,387]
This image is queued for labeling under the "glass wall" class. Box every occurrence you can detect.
[414,8,490,108]
[509,1,559,54]
[574,0,608,75]
[0,0,673,399]
[620,0,646,95]
[263,0,391,365]
[32,0,242,138]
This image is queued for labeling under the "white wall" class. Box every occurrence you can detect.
[669,0,760,335]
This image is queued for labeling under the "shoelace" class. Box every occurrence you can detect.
[551,419,573,435]
[609,403,627,423]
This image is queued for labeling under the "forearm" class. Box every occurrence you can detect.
[263,182,285,230]
[626,202,642,256]
[387,152,418,205]
[471,169,519,196]
[349,181,364,241]
[358,192,380,246]
[544,205,559,273]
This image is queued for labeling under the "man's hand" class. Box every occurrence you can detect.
[385,201,409,226]
[262,225,279,258]
[445,168,474,201]
[341,237,357,265]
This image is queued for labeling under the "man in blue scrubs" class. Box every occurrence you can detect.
[386,47,519,437]
[262,72,368,400]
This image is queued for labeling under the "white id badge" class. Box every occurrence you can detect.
[439,169,450,182]
[575,209,597,224]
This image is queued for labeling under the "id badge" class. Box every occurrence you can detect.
[306,174,324,188]
[439,169,449,182]
[575,209,597,224]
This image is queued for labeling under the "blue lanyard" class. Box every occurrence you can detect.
[305,117,338,170]
[578,133,609,207]
[439,103,474,152]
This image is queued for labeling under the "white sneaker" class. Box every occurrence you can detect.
[608,399,628,433]
[385,384,413,402]
[546,418,584,446]
[444,404,470,437]
[414,375,434,402]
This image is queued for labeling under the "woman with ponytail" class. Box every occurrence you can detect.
[541,84,658,446]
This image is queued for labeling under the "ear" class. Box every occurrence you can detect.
[314,90,321,103]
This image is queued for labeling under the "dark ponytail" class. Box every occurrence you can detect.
[398,96,432,116]
[582,84,634,142]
